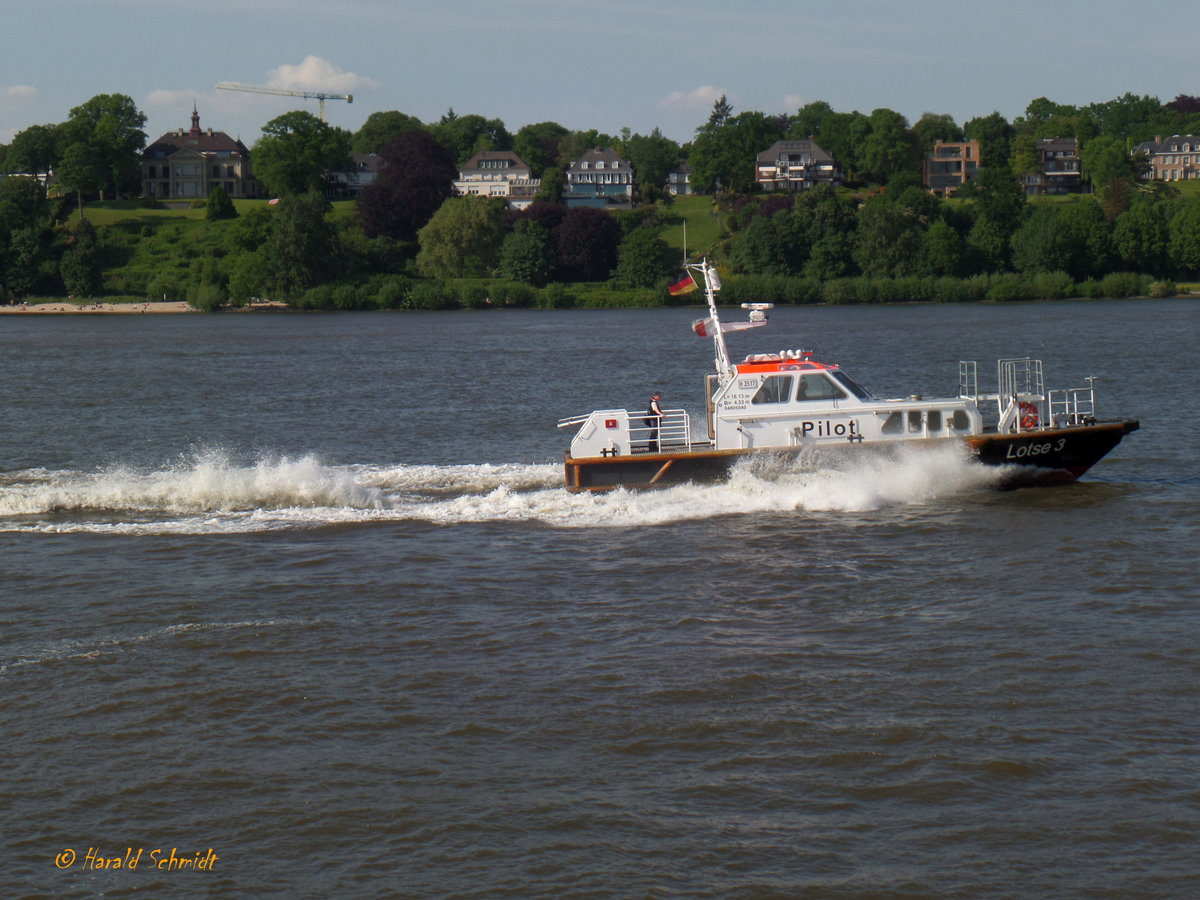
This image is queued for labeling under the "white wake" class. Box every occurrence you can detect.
[0,445,1005,534]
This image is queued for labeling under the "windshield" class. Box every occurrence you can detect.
[829,369,875,400]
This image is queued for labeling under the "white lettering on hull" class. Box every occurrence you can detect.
[1006,437,1067,459]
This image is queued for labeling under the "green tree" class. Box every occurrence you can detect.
[1112,200,1170,276]
[853,197,926,277]
[613,227,671,287]
[415,196,507,278]
[430,110,512,164]
[253,110,352,197]
[352,110,425,153]
[1081,135,1147,220]
[534,165,564,203]
[1167,201,1200,277]
[58,94,147,198]
[60,218,102,297]
[707,94,733,128]
[912,112,963,152]
[923,218,967,277]
[963,111,1014,169]
[6,124,58,177]
[787,100,835,141]
[498,219,556,286]
[263,191,341,299]
[690,111,784,193]
[513,122,570,178]
[0,175,52,234]
[1011,202,1112,280]
[624,129,681,203]
[3,227,55,297]
[861,108,921,185]
[56,140,106,215]
[205,185,237,221]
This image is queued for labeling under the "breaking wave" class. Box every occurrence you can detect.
[0,444,1006,535]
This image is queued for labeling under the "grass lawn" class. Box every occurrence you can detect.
[67,197,356,228]
[660,195,726,261]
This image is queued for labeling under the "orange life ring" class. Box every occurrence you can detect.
[1018,401,1040,430]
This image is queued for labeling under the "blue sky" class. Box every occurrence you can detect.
[2,0,1194,147]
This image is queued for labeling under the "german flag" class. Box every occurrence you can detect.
[668,271,699,296]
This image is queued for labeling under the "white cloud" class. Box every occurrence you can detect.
[783,94,805,110]
[265,56,377,93]
[657,85,729,111]
[2,84,38,106]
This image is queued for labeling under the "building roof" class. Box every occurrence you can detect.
[756,140,834,164]
[143,106,249,160]
[1133,135,1200,154]
[460,150,531,171]
[567,147,632,172]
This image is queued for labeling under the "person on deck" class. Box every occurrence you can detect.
[645,392,664,452]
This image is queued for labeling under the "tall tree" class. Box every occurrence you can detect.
[60,218,102,297]
[963,111,1014,169]
[498,219,556,285]
[6,124,58,177]
[58,94,147,198]
[689,111,784,193]
[787,101,835,141]
[252,110,352,197]
[415,195,506,278]
[431,111,512,164]
[513,122,570,178]
[352,110,426,153]
[357,130,457,242]
[613,227,671,286]
[861,108,921,185]
[624,129,681,202]
[1081,135,1148,220]
[554,207,621,281]
[912,112,963,151]
[1113,200,1171,276]
[707,95,733,128]
[263,191,341,299]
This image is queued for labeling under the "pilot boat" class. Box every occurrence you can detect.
[557,260,1139,492]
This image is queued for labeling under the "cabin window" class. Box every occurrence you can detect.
[829,370,874,400]
[927,410,943,432]
[951,410,971,431]
[751,375,793,404]
[907,410,923,433]
[881,412,904,434]
[796,374,848,402]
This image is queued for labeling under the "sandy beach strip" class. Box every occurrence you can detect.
[1,301,193,314]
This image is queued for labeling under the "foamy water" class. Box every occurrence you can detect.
[0,444,1008,535]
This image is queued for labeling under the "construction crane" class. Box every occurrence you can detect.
[216,82,353,121]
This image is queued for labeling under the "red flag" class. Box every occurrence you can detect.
[668,271,699,296]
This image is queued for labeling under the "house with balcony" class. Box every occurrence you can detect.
[1131,135,1200,182]
[924,140,981,196]
[141,106,258,200]
[755,139,842,192]
[666,163,693,197]
[564,148,633,208]
[1023,137,1083,195]
[454,150,541,210]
